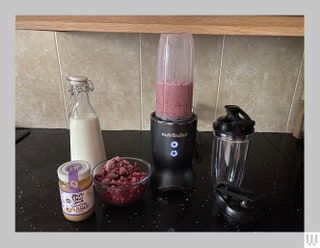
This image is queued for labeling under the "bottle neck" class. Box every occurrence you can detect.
[69,84,97,119]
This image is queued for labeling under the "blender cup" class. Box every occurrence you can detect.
[155,33,194,121]
[211,105,255,187]
[211,105,262,226]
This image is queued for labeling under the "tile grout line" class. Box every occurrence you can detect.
[54,32,68,128]
[214,35,225,121]
[139,33,143,130]
[285,51,304,132]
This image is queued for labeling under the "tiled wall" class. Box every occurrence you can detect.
[15,30,304,132]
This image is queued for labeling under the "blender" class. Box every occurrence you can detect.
[150,33,197,192]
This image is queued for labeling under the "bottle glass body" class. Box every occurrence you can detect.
[69,83,106,171]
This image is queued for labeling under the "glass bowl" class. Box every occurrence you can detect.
[92,156,151,206]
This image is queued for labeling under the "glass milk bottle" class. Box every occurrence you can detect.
[67,76,106,171]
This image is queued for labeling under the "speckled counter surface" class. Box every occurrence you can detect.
[15,129,304,232]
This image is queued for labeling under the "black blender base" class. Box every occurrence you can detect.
[150,167,195,192]
[150,112,197,192]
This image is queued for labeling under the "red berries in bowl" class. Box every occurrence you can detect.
[92,156,151,206]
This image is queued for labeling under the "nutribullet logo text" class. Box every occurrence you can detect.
[161,132,188,138]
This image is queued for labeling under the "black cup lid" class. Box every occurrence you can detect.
[213,181,262,224]
[213,105,255,138]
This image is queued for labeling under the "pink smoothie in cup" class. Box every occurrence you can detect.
[156,81,193,120]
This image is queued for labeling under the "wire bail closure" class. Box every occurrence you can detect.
[66,77,95,120]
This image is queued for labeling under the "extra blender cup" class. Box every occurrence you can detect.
[150,33,197,191]
[211,105,255,187]
[211,105,262,225]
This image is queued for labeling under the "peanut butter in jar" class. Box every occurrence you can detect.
[57,160,95,221]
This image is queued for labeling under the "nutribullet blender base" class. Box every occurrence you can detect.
[150,112,197,192]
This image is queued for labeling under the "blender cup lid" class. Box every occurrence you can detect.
[213,105,255,138]
[213,181,263,224]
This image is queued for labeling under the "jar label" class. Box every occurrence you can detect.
[66,163,83,192]
[59,184,94,217]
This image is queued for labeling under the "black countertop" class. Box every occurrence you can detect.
[15,128,304,232]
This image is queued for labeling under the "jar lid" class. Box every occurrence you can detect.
[67,75,88,86]
[57,160,91,182]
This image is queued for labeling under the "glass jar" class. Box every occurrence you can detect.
[57,160,95,221]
